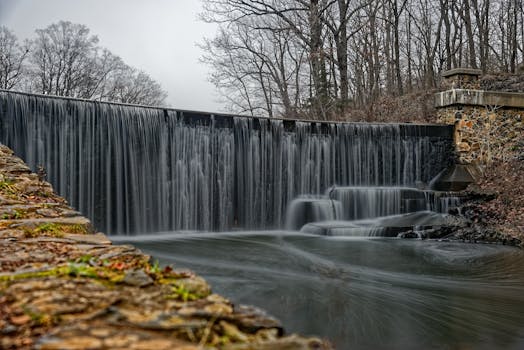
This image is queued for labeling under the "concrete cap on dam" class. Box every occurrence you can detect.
[435,88,524,109]
[441,68,482,78]
[437,67,524,108]
[0,89,454,138]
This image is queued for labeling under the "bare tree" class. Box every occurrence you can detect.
[1,22,169,106]
[0,26,29,90]
[201,0,524,120]
[201,0,337,119]
[105,66,168,106]
[28,21,100,97]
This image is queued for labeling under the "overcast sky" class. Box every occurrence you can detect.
[0,0,223,112]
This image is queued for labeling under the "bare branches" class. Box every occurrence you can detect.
[0,21,167,106]
[0,26,28,90]
[201,0,524,120]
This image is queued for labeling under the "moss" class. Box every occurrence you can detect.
[66,263,125,283]
[0,179,16,194]
[23,228,38,238]
[167,284,201,302]
[35,223,61,235]
[67,223,90,234]
[0,266,70,282]
[24,222,90,238]
[0,263,126,284]
[23,306,53,326]
[0,180,18,199]
[75,254,93,264]
[1,209,25,220]
[150,260,161,274]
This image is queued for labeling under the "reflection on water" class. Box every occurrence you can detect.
[114,233,524,349]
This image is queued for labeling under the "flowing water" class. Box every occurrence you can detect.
[329,187,462,220]
[0,90,454,235]
[3,90,522,349]
[115,233,524,349]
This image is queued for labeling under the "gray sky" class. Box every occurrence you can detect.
[0,0,223,112]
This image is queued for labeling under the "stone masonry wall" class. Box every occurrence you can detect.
[436,69,524,166]
[440,74,482,90]
[437,106,524,164]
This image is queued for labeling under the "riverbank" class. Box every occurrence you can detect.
[443,141,524,246]
[0,144,331,350]
[400,156,524,246]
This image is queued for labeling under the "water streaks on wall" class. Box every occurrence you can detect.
[0,91,454,234]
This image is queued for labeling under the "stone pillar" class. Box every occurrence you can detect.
[440,68,482,90]
[435,68,524,168]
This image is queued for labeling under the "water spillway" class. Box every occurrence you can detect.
[328,186,461,220]
[0,90,454,234]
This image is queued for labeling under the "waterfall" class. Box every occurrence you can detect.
[0,91,454,234]
[329,187,405,220]
[328,187,462,220]
[285,197,343,230]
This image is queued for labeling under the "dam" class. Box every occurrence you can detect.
[2,89,524,350]
[0,90,454,235]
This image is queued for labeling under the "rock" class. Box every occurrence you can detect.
[122,269,153,287]
[3,163,31,174]
[36,208,60,218]
[1,324,17,335]
[8,216,93,233]
[220,320,250,342]
[58,209,83,217]
[429,164,476,191]
[89,328,112,337]
[39,336,103,350]
[204,302,233,315]
[102,333,137,348]
[64,233,111,245]
[222,334,332,350]
[398,231,421,239]
[226,305,283,334]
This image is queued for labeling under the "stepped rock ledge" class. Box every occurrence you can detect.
[0,144,332,350]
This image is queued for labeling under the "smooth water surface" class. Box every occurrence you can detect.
[115,233,524,349]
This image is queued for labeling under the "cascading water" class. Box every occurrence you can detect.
[285,197,343,230]
[329,186,406,220]
[326,186,462,220]
[291,186,464,236]
[0,90,454,234]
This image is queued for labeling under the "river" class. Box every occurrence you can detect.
[114,233,524,349]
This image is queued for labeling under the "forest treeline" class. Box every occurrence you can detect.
[200,0,524,120]
[0,21,167,106]
[2,2,523,120]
